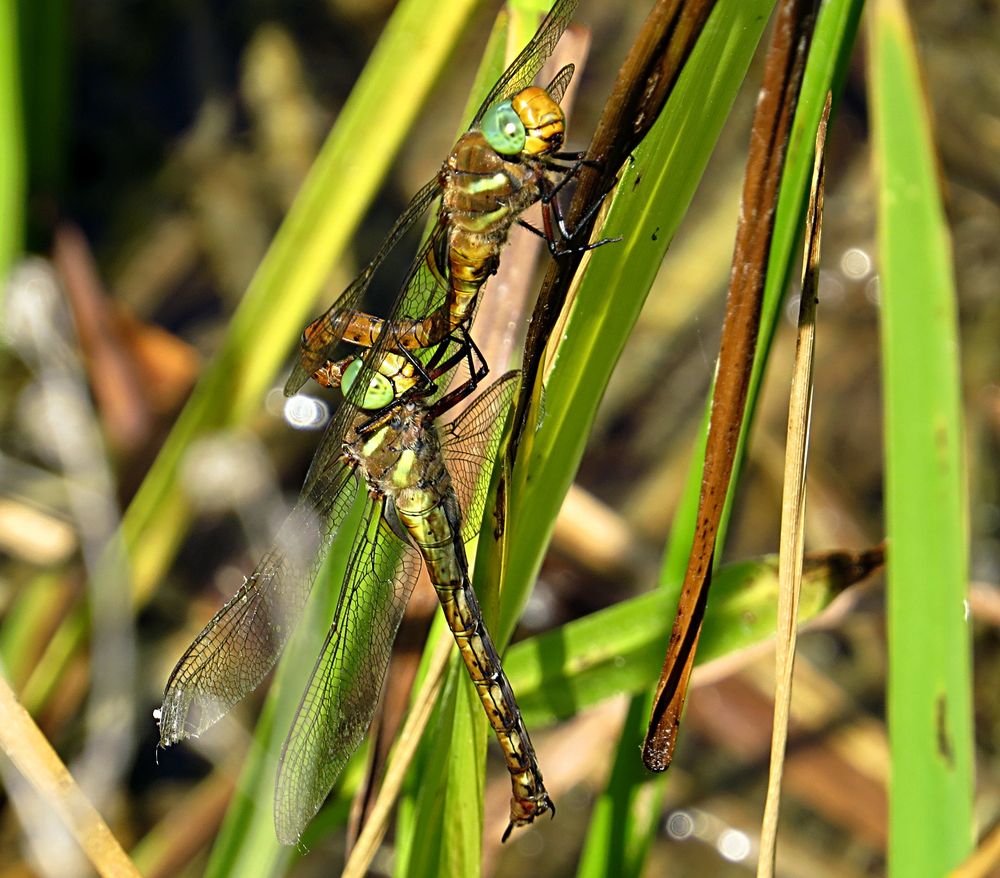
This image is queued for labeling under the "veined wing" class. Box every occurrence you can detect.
[287,0,580,399]
[274,502,422,844]
[285,175,442,396]
[368,217,454,334]
[470,0,579,127]
[545,62,576,104]
[440,371,520,543]
[158,454,359,745]
[294,227,471,486]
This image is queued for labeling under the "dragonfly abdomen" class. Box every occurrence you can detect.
[436,556,554,835]
[392,486,553,835]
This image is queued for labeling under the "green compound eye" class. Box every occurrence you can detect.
[481,100,526,155]
[342,359,394,410]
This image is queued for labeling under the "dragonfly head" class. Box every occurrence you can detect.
[481,87,565,159]
[342,358,395,410]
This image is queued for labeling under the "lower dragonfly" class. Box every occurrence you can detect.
[157,354,551,843]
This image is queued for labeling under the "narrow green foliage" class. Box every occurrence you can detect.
[581,2,864,874]
[506,555,852,728]
[0,0,24,277]
[398,659,487,878]
[868,1,974,873]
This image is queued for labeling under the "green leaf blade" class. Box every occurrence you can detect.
[869,1,974,873]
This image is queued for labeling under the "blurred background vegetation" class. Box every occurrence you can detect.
[0,0,997,876]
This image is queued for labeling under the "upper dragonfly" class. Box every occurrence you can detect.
[284,0,610,400]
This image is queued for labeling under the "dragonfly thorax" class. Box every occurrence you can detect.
[443,132,547,235]
[345,406,442,499]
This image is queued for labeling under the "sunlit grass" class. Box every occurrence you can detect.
[0,0,979,875]
[869,0,974,873]
[0,0,24,276]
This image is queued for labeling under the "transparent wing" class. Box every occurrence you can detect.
[296,223,469,489]
[440,371,520,543]
[274,504,421,844]
[546,63,575,103]
[285,175,443,395]
[371,219,455,340]
[470,0,579,126]
[286,0,580,400]
[159,460,360,745]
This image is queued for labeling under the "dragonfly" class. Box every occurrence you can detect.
[157,357,552,842]
[284,0,613,400]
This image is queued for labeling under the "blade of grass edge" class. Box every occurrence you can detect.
[868,1,974,873]
[0,0,24,278]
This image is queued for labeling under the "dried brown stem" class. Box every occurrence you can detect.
[642,0,821,772]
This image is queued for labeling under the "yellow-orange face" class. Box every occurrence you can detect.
[510,86,565,156]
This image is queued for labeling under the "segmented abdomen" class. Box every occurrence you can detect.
[394,489,552,832]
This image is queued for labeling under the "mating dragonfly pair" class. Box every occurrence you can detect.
[157,0,612,845]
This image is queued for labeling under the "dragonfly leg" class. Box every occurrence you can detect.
[421,325,485,390]
[541,151,607,201]
[547,175,622,253]
[516,217,550,242]
[542,155,592,201]
[356,327,488,434]
[516,189,620,259]
[379,324,475,403]
[395,337,439,390]
[421,324,461,374]
[515,212,606,258]
[426,327,490,419]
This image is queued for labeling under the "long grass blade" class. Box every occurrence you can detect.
[0,0,24,277]
[868,0,974,873]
